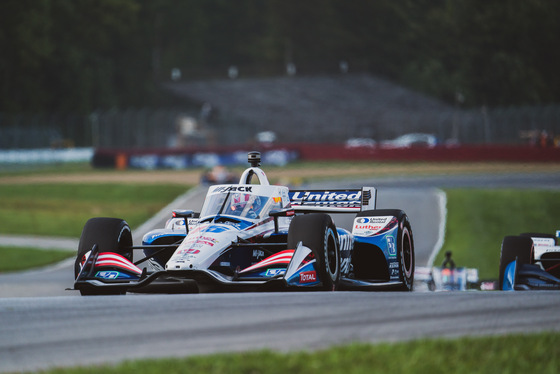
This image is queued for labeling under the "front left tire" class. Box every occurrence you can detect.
[75,217,133,295]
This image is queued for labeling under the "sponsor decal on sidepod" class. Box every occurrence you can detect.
[353,216,393,236]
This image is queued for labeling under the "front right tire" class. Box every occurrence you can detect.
[287,213,340,290]
[355,209,414,291]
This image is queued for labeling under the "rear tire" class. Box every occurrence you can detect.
[287,214,340,290]
[397,214,414,291]
[356,209,414,291]
[75,218,133,295]
[499,236,533,290]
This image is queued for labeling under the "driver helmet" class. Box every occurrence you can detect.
[231,193,261,216]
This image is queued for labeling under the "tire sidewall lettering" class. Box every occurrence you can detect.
[324,227,340,283]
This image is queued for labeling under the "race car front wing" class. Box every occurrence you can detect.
[72,239,405,294]
[503,257,560,290]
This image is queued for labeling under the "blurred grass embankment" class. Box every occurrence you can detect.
[0,246,71,272]
[0,183,189,237]
[19,331,560,374]
[0,182,188,272]
[0,163,190,272]
[436,189,560,279]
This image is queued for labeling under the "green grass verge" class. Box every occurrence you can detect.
[0,183,189,237]
[0,246,73,272]
[34,332,560,374]
[435,189,560,280]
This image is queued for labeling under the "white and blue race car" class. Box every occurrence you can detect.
[73,152,415,295]
[500,232,560,290]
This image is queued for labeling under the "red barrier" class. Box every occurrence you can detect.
[93,144,560,168]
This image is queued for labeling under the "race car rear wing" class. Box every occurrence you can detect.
[288,187,376,213]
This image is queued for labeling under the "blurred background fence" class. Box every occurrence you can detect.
[1,104,560,150]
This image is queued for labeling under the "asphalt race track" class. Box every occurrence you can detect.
[3,291,560,372]
[1,173,560,372]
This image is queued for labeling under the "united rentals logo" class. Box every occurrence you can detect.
[353,216,395,237]
[289,190,362,208]
[355,217,389,224]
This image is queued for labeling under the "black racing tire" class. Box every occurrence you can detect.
[75,217,133,280]
[397,213,414,291]
[356,209,415,291]
[287,213,340,290]
[499,235,533,290]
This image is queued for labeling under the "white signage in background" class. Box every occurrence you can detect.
[0,148,94,164]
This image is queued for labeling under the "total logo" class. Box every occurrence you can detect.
[299,271,317,283]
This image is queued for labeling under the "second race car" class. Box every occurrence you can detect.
[499,232,560,290]
[73,151,415,295]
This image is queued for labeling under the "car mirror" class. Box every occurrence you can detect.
[269,209,295,233]
[173,210,194,234]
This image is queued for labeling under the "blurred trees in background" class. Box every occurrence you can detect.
[1,0,559,114]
